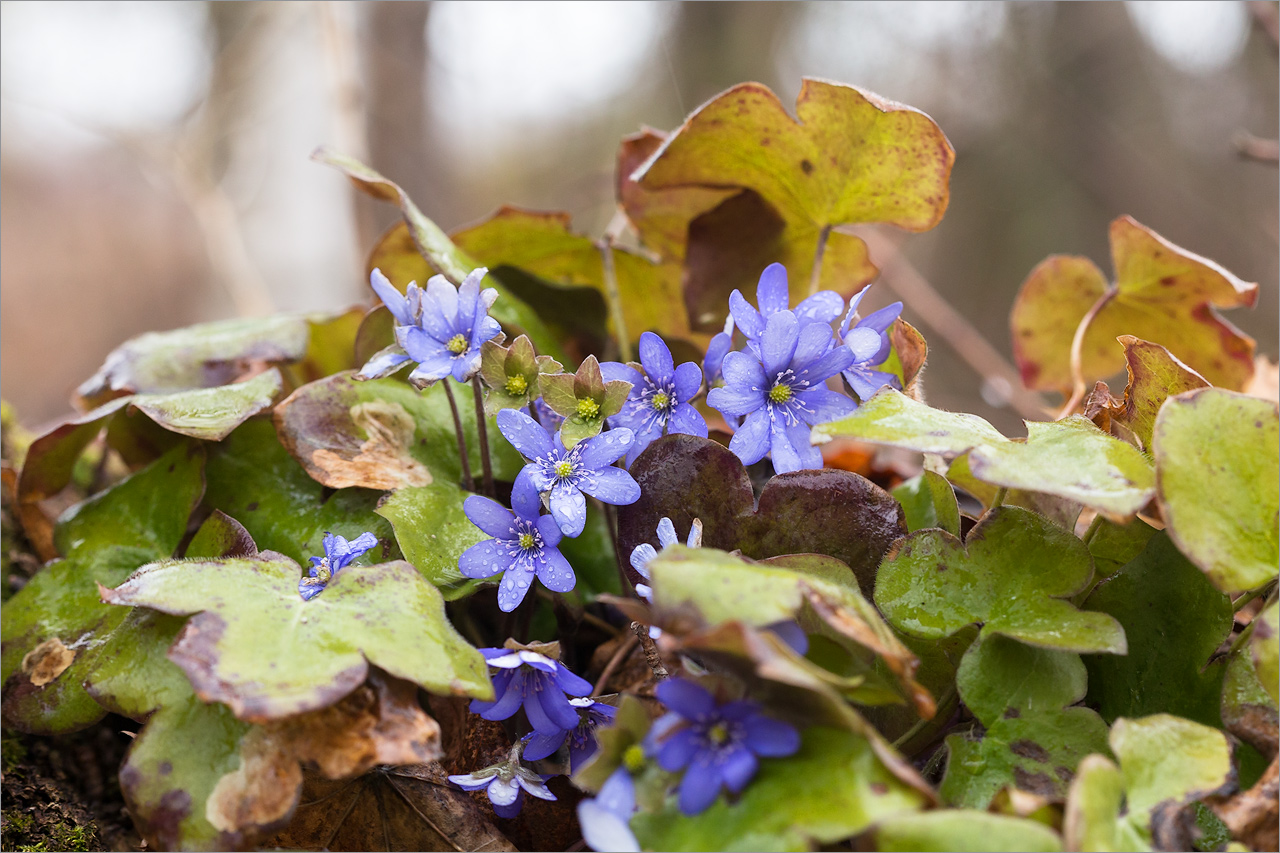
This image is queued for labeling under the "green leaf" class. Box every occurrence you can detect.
[1063,754,1136,852]
[1,444,204,733]
[956,634,1088,726]
[874,810,1064,852]
[202,419,396,567]
[1152,388,1279,593]
[632,79,953,330]
[1088,337,1210,452]
[1112,715,1232,831]
[375,481,486,600]
[315,150,564,361]
[102,554,491,720]
[1253,602,1278,707]
[945,454,1082,531]
[125,369,283,442]
[631,726,926,852]
[1082,532,1233,726]
[941,708,1110,809]
[1011,216,1258,392]
[876,506,1126,653]
[1219,650,1278,762]
[818,391,1154,521]
[892,471,960,536]
[273,372,522,490]
[1086,516,1157,580]
[619,435,905,598]
[77,314,310,407]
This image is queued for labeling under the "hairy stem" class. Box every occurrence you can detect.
[441,380,473,490]
[1058,288,1118,419]
[471,377,495,497]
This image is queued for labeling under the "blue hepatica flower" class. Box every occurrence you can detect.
[496,409,640,538]
[839,284,903,401]
[532,396,565,432]
[448,754,556,819]
[729,262,844,356]
[702,314,735,392]
[470,647,594,734]
[649,678,800,816]
[459,474,574,612]
[630,516,703,603]
[524,697,617,770]
[601,332,707,467]
[577,767,640,853]
[299,531,378,601]
[360,266,502,387]
[707,310,855,474]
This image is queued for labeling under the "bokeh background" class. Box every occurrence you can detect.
[2,0,1276,433]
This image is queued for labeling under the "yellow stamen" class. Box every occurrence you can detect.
[651,391,670,411]
[623,743,646,773]
[576,398,601,419]
[708,723,730,745]
[518,532,536,549]
[446,334,468,354]
[554,460,574,478]
[505,374,528,395]
[768,383,793,404]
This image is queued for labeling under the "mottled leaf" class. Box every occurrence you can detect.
[1152,388,1279,593]
[1,443,203,733]
[273,372,522,491]
[1011,216,1258,393]
[631,726,926,852]
[1253,603,1278,707]
[618,434,905,597]
[815,387,1006,458]
[873,809,1064,852]
[1089,337,1210,451]
[945,454,1082,531]
[101,554,491,720]
[125,368,283,441]
[1082,532,1233,726]
[1220,651,1278,760]
[876,506,1126,653]
[285,306,366,386]
[893,471,960,535]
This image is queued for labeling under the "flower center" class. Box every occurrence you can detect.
[708,722,730,745]
[446,334,469,354]
[576,398,601,420]
[554,459,574,478]
[315,559,332,583]
[768,382,793,404]
[504,374,528,395]
[650,391,671,411]
[623,743,647,773]
[518,532,536,550]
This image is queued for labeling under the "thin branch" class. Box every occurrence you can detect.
[440,381,472,490]
[1058,289,1117,419]
[592,634,639,696]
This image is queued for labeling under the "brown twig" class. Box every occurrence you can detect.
[630,621,668,680]
[592,634,640,696]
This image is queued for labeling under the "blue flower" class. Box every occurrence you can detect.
[470,647,593,734]
[448,753,556,819]
[459,474,574,612]
[359,266,503,387]
[577,767,640,852]
[298,531,378,600]
[629,517,703,603]
[496,409,640,538]
[728,262,844,355]
[649,678,800,816]
[839,284,903,401]
[702,314,735,392]
[532,396,565,432]
[524,698,617,770]
[706,310,855,474]
[601,332,707,467]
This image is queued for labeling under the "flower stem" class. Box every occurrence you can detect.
[600,500,633,596]
[630,621,668,680]
[441,380,473,490]
[989,486,1008,509]
[1081,513,1105,546]
[807,223,832,297]
[471,377,495,498]
[1058,288,1118,419]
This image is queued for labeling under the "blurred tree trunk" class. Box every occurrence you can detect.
[669,1,802,112]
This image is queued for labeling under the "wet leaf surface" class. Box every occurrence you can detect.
[274,372,522,491]
[618,434,905,597]
[1082,532,1233,726]
[1011,216,1258,392]
[632,79,952,328]
[631,725,926,852]
[876,506,1126,653]
[1,444,203,733]
[101,554,491,720]
[818,391,1155,520]
[893,471,960,535]
[1153,387,1279,593]
[873,809,1064,852]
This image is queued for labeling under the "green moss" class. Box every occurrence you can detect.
[1,733,25,772]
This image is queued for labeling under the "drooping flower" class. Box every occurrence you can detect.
[496,408,640,538]
[601,332,707,467]
[469,645,593,734]
[523,697,618,770]
[649,678,800,816]
[577,767,640,853]
[459,473,574,612]
[706,310,855,474]
[838,284,903,401]
[298,531,379,600]
[629,517,703,602]
[448,743,557,819]
[728,263,844,355]
[358,266,503,388]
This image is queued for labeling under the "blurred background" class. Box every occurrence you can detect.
[2,0,1276,433]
